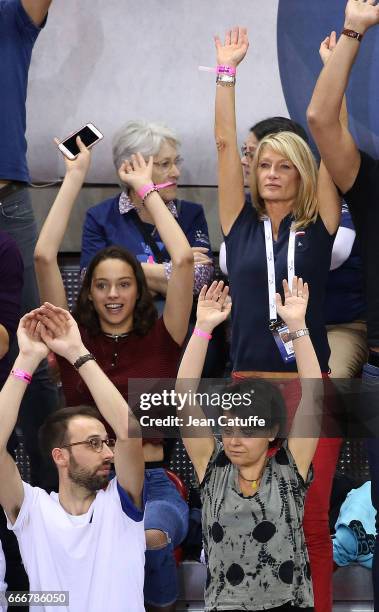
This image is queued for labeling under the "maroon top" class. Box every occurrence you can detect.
[57,317,182,434]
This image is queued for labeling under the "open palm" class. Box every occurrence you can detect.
[196,281,232,330]
[214,27,249,67]
[276,277,309,328]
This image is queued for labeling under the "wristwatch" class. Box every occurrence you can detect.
[287,328,309,342]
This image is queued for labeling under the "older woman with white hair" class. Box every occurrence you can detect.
[80,120,214,307]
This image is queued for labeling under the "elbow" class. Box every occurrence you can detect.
[34,247,55,268]
[171,249,194,269]
[0,337,9,360]
[306,105,322,129]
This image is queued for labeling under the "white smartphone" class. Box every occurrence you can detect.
[58,123,103,160]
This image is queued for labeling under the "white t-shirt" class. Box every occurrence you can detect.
[6,478,145,612]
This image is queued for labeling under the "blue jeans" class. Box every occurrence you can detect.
[362,363,379,609]
[144,468,189,607]
[0,186,59,485]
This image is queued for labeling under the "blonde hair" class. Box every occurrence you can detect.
[250,131,319,230]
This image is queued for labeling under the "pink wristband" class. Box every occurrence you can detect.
[136,182,155,200]
[194,328,212,340]
[217,64,236,76]
[12,368,32,384]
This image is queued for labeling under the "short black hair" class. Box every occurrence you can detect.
[250,116,308,144]
[219,379,287,441]
[38,405,102,463]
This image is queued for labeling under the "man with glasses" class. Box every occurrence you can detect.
[0,304,145,612]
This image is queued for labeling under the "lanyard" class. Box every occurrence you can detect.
[263,217,296,322]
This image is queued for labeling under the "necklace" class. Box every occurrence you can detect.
[103,331,130,340]
[238,459,267,491]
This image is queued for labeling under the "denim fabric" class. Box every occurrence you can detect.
[144,468,189,606]
[0,187,59,485]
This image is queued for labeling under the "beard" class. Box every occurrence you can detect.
[68,455,111,492]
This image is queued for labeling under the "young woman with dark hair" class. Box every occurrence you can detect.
[34,140,193,612]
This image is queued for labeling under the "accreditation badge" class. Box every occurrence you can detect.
[270,320,296,364]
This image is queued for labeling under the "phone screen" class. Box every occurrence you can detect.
[62,126,100,156]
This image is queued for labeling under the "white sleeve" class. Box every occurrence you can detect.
[330,226,356,271]
[219,242,228,276]
[6,482,38,533]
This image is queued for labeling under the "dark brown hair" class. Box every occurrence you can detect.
[38,405,102,463]
[74,246,157,336]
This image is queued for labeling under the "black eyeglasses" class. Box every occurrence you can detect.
[61,437,116,453]
[240,145,256,160]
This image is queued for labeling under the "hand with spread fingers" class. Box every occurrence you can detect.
[195,280,232,333]
[344,0,379,34]
[32,303,87,364]
[275,276,309,331]
[319,30,337,65]
[118,153,154,192]
[214,26,249,68]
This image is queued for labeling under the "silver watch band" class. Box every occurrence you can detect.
[288,328,309,342]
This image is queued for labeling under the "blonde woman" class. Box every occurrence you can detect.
[214,27,342,612]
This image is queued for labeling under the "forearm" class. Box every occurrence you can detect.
[72,349,134,439]
[290,320,322,380]
[35,171,85,262]
[141,263,168,295]
[308,36,359,128]
[0,354,40,451]
[143,193,193,265]
[0,325,9,360]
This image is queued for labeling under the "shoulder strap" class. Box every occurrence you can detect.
[130,210,165,264]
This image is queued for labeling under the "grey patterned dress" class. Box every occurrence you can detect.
[199,440,314,611]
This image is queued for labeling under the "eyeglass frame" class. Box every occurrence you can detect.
[240,145,256,161]
[61,437,116,453]
[152,156,184,172]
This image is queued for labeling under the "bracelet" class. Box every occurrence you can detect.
[287,328,309,342]
[194,328,212,340]
[73,353,96,370]
[141,187,159,205]
[216,73,236,87]
[12,368,32,384]
[136,183,155,200]
[342,28,363,42]
[217,64,236,76]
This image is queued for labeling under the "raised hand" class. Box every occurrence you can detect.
[55,136,92,177]
[319,31,337,65]
[118,153,153,192]
[276,277,309,330]
[214,27,249,68]
[34,303,87,364]
[17,312,50,362]
[196,280,232,332]
[344,0,379,34]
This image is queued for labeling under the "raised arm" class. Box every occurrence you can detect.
[214,27,249,235]
[119,154,194,345]
[22,0,52,26]
[312,32,342,235]
[35,303,144,508]
[34,138,91,310]
[275,278,323,481]
[0,315,49,524]
[307,1,379,193]
[176,281,231,483]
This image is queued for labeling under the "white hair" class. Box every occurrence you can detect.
[112,120,181,172]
